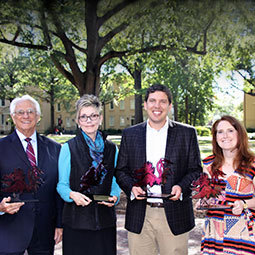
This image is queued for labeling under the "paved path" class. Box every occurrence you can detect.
[54,214,203,255]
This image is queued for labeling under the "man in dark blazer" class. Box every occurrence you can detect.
[0,95,63,255]
[115,84,202,255]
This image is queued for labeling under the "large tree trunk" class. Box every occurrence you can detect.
[185,95,189,124]
[134,69,143,124]
[173,102,178,121]
[82,65,101,96]
[50,82,55,132]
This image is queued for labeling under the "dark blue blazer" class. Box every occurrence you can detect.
[0,131,63,253]
[115,121,202,235]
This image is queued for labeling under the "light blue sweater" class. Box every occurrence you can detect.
[57,142,121,203]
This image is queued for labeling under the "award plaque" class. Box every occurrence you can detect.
[93,195,114,203]
[197,204,232,211]
[9,198,39,203]
[138,193,174,199]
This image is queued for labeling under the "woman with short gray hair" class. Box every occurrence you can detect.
[57,94,120,255]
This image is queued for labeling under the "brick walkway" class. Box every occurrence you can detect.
[54,214,203,255]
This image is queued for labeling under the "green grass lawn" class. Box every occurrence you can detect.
[47,134,75,144]
[47,134,255,160]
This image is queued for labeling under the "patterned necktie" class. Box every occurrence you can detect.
[25,138,36,167]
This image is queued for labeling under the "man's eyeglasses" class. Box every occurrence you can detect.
[14,109,36,117]
[79,113,99,122]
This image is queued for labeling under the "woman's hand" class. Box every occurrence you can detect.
[70,191,92,207]
[0,197,24,214]
[98,196,117,207]
[194,199,201,210]
[232,200,245,215]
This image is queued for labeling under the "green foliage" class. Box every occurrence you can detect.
[100,69,135,105]
[146,50,217,126]
[195,126,211,137]
[0,51,30,100]
[1,0,255,127]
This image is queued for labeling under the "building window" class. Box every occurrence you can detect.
[66,117,71,128]
[120,116,125,126]
[109,116,115,127]
[109,101,114,110]
[57,103,61,112]
[119,100,125,110]
[1,114,4,125]
[130,99,135,110]
[0,99,5,106]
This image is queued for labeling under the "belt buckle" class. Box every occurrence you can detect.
[147,202,164,208]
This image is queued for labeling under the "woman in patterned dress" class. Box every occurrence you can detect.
[200,115,255,254]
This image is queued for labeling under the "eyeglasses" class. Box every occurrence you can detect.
[79,113,99,122]
[14,109,36,117]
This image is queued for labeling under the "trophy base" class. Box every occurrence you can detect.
[93,195,114,203]
[197,204,231,210]
[9,198,39,203]
[138,193,174,199]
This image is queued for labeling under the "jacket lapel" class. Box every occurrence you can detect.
[37,133,47,169]
[10,131,31,167]
[165,120,177,160]
[140,122,147,163]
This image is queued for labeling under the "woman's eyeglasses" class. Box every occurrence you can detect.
[79,113,99,122]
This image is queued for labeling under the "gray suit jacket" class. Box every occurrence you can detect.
[115,120,202,235]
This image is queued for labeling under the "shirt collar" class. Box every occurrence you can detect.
[146,117,169,132]
[16,129,37,143]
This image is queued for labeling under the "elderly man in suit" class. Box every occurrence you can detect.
[0,95,63,255]
[115,84,202,255]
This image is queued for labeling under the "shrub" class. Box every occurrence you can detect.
[195,126,211,136]
[103,128,122,135]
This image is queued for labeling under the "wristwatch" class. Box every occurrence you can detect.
[242,200,248,210]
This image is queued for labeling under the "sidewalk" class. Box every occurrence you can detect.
[54,214,203,255]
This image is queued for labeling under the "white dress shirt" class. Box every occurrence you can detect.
[146,118,169,203]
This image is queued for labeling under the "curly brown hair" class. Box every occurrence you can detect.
[211,115,254,176]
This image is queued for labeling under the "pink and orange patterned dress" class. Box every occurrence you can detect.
[201,155,255,255]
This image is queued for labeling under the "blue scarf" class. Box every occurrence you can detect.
[82,130,104,168]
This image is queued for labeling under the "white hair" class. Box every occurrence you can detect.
[10,95,41,115]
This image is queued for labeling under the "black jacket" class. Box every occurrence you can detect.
[0,131,62,253]
[115,121,202,235]
[62,129,117,230]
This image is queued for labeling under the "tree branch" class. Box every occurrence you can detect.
[237,70,255,86]
[98,22,128,50]
[120,57,134,77]
[0,37,49,50]
[97,0,138,27]
[12,26,21,42]
[186,17,215,55]
[99,44,177,67]
[50,54,75,85]
[46,6,83,81]
[98,0,162,52]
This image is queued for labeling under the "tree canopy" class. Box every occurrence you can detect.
[1,0,255,126]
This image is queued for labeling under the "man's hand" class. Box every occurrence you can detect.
[131,186,146,200]
[54,228,63,244]
[69,191,92,207]
[170,185,182,201]
[0,197,24,214]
